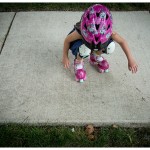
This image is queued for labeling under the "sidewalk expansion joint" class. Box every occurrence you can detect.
[0,12,17,55]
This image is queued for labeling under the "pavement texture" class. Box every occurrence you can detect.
[0,11,150,127]
[0,12,15,51]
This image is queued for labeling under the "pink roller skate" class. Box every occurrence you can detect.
[89,54,109,73]
[74,59,86,83]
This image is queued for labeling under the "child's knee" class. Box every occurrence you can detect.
[102,40,116,54]
[78,45,91,58]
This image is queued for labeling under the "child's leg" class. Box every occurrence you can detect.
[76,53,84,62]
[93,50,104,61]
[68,34,86,82]
[90,50,109,73]
[90,50,104,64]
[94,50,103,56]
[74,53,86,82]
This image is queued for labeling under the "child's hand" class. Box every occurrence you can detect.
[62,56,70,69]
[128,57,138,73]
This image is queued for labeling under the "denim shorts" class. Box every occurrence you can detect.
[68,28,83,58]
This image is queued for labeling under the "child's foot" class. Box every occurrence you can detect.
[89,53,109,73]
[74,59,86,83]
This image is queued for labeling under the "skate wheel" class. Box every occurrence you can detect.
[104,69,109,73]
[79,79,84,83]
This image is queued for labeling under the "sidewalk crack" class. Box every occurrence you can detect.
[0,12,17,54]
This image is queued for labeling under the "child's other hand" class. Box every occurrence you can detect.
[62,57,70,69]
[128,58,138,73]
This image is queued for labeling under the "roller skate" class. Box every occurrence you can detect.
[89,53,109,73]
[74,59,86,83]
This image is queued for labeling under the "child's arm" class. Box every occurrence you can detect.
[111,32,138,73]
[62,30,82,69]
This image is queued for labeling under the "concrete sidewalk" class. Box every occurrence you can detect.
[0,11,150,127]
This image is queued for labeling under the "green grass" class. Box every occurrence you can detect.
[0,124,150,147]
[0,3,150,12]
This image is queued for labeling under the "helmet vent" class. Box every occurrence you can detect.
[96,13,100,17]
[95,24,99,30]
[84,24,87,30]
[106,14,109,20]
[107,24,110,30]
[95,36,99,42]
[87,13,90,20]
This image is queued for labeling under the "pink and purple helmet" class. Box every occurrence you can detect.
[81,4,113,49]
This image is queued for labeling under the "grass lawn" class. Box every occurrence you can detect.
[0,3,150,12]
[0,124,150,147]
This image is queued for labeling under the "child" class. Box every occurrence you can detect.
[62,4,138,82]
